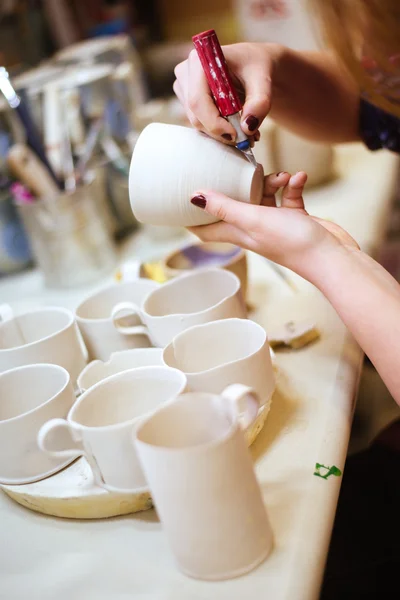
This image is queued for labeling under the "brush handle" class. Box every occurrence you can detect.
[192,29,242,118]
[7,144,60,199]
[75,117,103,181]
[15,94,63,189]
[43,84,64,178]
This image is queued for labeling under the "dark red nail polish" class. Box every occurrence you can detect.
[191,194,207,209]
[245,115,259,132]
[221,133,232,141]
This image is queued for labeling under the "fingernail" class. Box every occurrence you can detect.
[191,194,207,209]
[245,115,259,132]
[221,133,232,141]
[291,172,304,185]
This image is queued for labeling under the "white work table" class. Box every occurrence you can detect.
[0,142,399,600]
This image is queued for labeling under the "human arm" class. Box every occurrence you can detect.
[173,44,360,145]
[311,247,400,404]
[189,173,400,407]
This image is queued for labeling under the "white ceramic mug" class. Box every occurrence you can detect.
[163,317,275,407]
[75,279,159,361]
[0,364,76,485]
[0,305,87,386]
[111,268,247,348]
[134,385,273,581]
[77,347,164,392]
[129,122,264,227]
[38,366,187,493]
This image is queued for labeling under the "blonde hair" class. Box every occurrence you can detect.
[311,0,400,117]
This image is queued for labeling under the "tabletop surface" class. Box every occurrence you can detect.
[0,143,399,600]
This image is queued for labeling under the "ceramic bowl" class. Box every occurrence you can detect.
[160,241,248,301]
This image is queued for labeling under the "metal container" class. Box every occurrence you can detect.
[16,176,117,288]
[0,189,33,276]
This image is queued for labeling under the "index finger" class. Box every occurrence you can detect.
[191,188,264,232]
[184,50,236,141]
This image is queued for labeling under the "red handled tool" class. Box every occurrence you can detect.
[192,29,257,167]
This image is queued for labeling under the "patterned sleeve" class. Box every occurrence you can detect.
[359,98,400,153]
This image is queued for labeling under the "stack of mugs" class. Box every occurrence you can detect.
[0,264,276,581]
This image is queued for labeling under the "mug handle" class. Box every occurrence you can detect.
[111,301,149,336]
[221,384,260,431]
[0,304,14,322]
[37,419,105,488]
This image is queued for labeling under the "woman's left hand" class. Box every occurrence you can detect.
[189,171,359,284]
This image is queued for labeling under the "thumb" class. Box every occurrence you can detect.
[190,190,261,231]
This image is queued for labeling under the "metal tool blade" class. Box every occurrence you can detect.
[241,147,258,168]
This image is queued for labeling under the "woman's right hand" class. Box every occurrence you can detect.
[173,42,284,144]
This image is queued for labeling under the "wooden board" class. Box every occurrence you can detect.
[1,458,152,519]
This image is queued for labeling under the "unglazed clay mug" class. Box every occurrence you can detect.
[0,364,76,485]
[163,317,275,407]
[111,268,247,348]
[160,241,248,302]
[75,279,159,361]
[129,122,264,227]
[77,347,164,392]
[134,385,273,581]
[38,366,187,493]
[0,305,87,387]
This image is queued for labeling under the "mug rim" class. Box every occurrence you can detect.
[163,317,267,375]
[0,306,74,353]
[143,267,241,319]
[0,363,70,425]
[75,279,159,322]
[77,347,164,391]
[68,365,187,431]
[135,391,239,452]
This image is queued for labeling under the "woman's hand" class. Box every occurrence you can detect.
[173,43,284,144]
[174,43,360,144]
[189,171,359,284]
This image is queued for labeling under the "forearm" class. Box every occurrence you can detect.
[310,247,400,405]
[270,47,360,143]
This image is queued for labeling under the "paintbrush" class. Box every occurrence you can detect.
[75,117,104,182]
[59,91,77,193]
[100,134,130,177]
[0,67,63,190]
[7,144,60,199]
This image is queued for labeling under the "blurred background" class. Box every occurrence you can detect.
[0,0,334,287]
